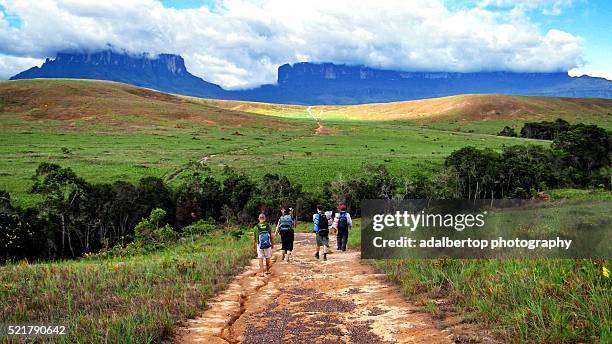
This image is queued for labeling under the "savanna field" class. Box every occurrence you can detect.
[1,79,611,343]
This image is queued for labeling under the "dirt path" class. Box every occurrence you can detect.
[307,106,329,135]
[174,233,463,343]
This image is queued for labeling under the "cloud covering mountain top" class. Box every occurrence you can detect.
[0,0,584,89]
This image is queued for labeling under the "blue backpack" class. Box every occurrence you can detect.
[338,211,348,231]
[257,224,272,249]
[279,215,293,232]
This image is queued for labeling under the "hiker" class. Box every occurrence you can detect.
[313,205,330,260]
[275,206,295,262]
[332,203,352,251]
[253,213,274,276]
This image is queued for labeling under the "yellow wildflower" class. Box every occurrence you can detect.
[603,266,609,278]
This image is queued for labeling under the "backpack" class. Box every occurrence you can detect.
[278,214,293,232]
[338,211,348,231]
[258,224,272,249]
[314,213,329,236]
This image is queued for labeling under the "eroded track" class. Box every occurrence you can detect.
[174,234,461,343]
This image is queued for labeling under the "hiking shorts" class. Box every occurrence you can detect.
[257,247,272,259]
[316,233,329,247]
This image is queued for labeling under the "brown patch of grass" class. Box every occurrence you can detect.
[312,94,612,122]
[0,79,294,131]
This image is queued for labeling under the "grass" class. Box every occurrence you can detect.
[0,231,253,343]
[345,217,611,343]
[2,81,558,207]
[370,258,610,343]
[1,79,610,342]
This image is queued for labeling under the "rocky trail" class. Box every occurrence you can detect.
[173,233,488,343]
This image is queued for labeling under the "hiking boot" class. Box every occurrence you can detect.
[314,252,320,259]
[323,253,327,261]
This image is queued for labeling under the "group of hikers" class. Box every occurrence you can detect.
[252,204,353,276]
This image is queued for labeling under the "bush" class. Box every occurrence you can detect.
[497,126,517,137]
[134,208,178,244]
[181,220,217,237]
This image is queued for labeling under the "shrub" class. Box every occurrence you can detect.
[181,220,217,237]
[134,208,177,244]
[497,126,517,137]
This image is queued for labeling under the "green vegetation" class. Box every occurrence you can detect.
[1,79,610,343]
[2,81,560,206]
[0,230,252,343]
[370,258,610,343]
[345,219,610,343]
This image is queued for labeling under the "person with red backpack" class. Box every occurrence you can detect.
[332,203,352,251]
[313,205,330,261]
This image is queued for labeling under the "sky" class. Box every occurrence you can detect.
[0,0,610,89]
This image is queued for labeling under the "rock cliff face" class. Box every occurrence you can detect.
[10,50,224,97]
[10,51,612,105]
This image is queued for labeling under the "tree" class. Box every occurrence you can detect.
[31,163,88,258]
[553,124,611,185]
[497,126,517,137]
[445,147,499,199]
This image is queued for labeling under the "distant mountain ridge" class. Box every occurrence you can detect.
[10,50,612,105]
[10,51,224,98]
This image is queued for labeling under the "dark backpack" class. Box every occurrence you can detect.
[258,224,272,249]
[314,213,329,236]
[338,211,348,231]
[279,214,293,232]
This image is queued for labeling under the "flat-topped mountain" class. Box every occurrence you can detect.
[10,51,612,104]
[10,50,225,98]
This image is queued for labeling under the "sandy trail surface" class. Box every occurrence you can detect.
[174,233,460,343]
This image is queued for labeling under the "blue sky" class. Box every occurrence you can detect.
[0,0,610,86]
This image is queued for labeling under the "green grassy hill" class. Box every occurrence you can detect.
[2,79,609,205]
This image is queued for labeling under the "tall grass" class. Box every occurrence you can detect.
[0,231,252,343]
[350,219,610,343]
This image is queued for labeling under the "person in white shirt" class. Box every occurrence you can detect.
[331,203,352,251]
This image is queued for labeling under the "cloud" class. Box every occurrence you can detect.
[0,54,43,79]
[0,0,585,89]
[477,0,575,15]
[569,67,612,81]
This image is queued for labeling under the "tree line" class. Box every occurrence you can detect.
[497,118,602,141]
[1,122,610,263]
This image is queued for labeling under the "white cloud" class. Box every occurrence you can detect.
[569,67,612,81]
[477,0,575,15]
[0,0,586,89]
[0,54,43,79]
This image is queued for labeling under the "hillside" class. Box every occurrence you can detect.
[0,79,292,131]
[201,94,612,125]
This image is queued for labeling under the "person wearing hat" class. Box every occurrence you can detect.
[332,203,352,251]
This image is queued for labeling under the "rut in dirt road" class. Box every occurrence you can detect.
[174,233,462,343]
